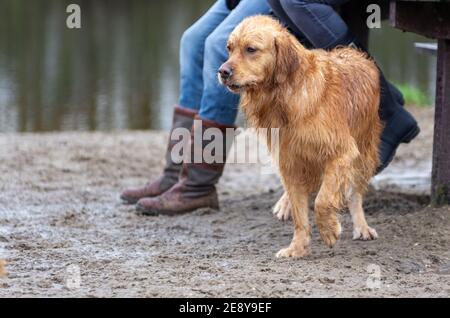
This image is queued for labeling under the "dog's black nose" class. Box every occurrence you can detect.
[219,64,233,80]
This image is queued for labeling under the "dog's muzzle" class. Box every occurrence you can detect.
[218,63,233,82]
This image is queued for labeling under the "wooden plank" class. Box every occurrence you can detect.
[415,42,438,55]
[390,1,450,39]
[392,0,449,2]
[432,39,450,206]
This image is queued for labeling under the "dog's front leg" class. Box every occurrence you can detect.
[314,154,355,248]
[275,184,310,258]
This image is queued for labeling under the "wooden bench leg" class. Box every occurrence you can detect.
[432,39,450,206]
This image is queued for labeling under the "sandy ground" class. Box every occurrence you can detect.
[0,106,449,298]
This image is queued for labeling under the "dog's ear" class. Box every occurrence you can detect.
[274,34,300,84]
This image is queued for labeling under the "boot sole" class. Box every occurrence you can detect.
[120,196,140,205]
[377,125,421,174]
[121,192,169,205]
[136,203,220,217]
[401,125,421,144]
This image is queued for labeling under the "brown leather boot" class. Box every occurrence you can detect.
[136,116,236,216]
[121,106,198,204]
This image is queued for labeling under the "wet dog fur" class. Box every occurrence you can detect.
[219,16,382,258]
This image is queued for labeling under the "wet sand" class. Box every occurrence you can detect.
[0,106,449,298]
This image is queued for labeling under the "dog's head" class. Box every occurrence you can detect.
[218,16,301,93]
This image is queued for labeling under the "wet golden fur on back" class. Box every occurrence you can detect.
[222,16,382,257]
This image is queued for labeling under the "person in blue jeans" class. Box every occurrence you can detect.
[121,0,272,215]
[121,0,419,216]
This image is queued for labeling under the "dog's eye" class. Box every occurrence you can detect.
[246,47,257,54]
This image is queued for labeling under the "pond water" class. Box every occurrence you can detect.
[0,0,437,132]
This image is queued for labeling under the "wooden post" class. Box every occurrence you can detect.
[389,0,450,205]
[432,39,450,206]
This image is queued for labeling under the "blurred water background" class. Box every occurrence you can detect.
[0,0,437,132]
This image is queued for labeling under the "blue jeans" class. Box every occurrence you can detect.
[268,0,352,49]
[178,0,271,125]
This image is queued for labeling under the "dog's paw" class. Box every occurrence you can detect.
[353,226,378,241]
[317,217,342,248]
[273,193,291,222]
[276,246,308,259]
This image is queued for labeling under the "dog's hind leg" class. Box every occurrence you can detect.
[348,190,378,241]
[273,192,291,222]
[275,182,310,258]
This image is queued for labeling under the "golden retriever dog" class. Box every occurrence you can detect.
[219,16,382,258]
